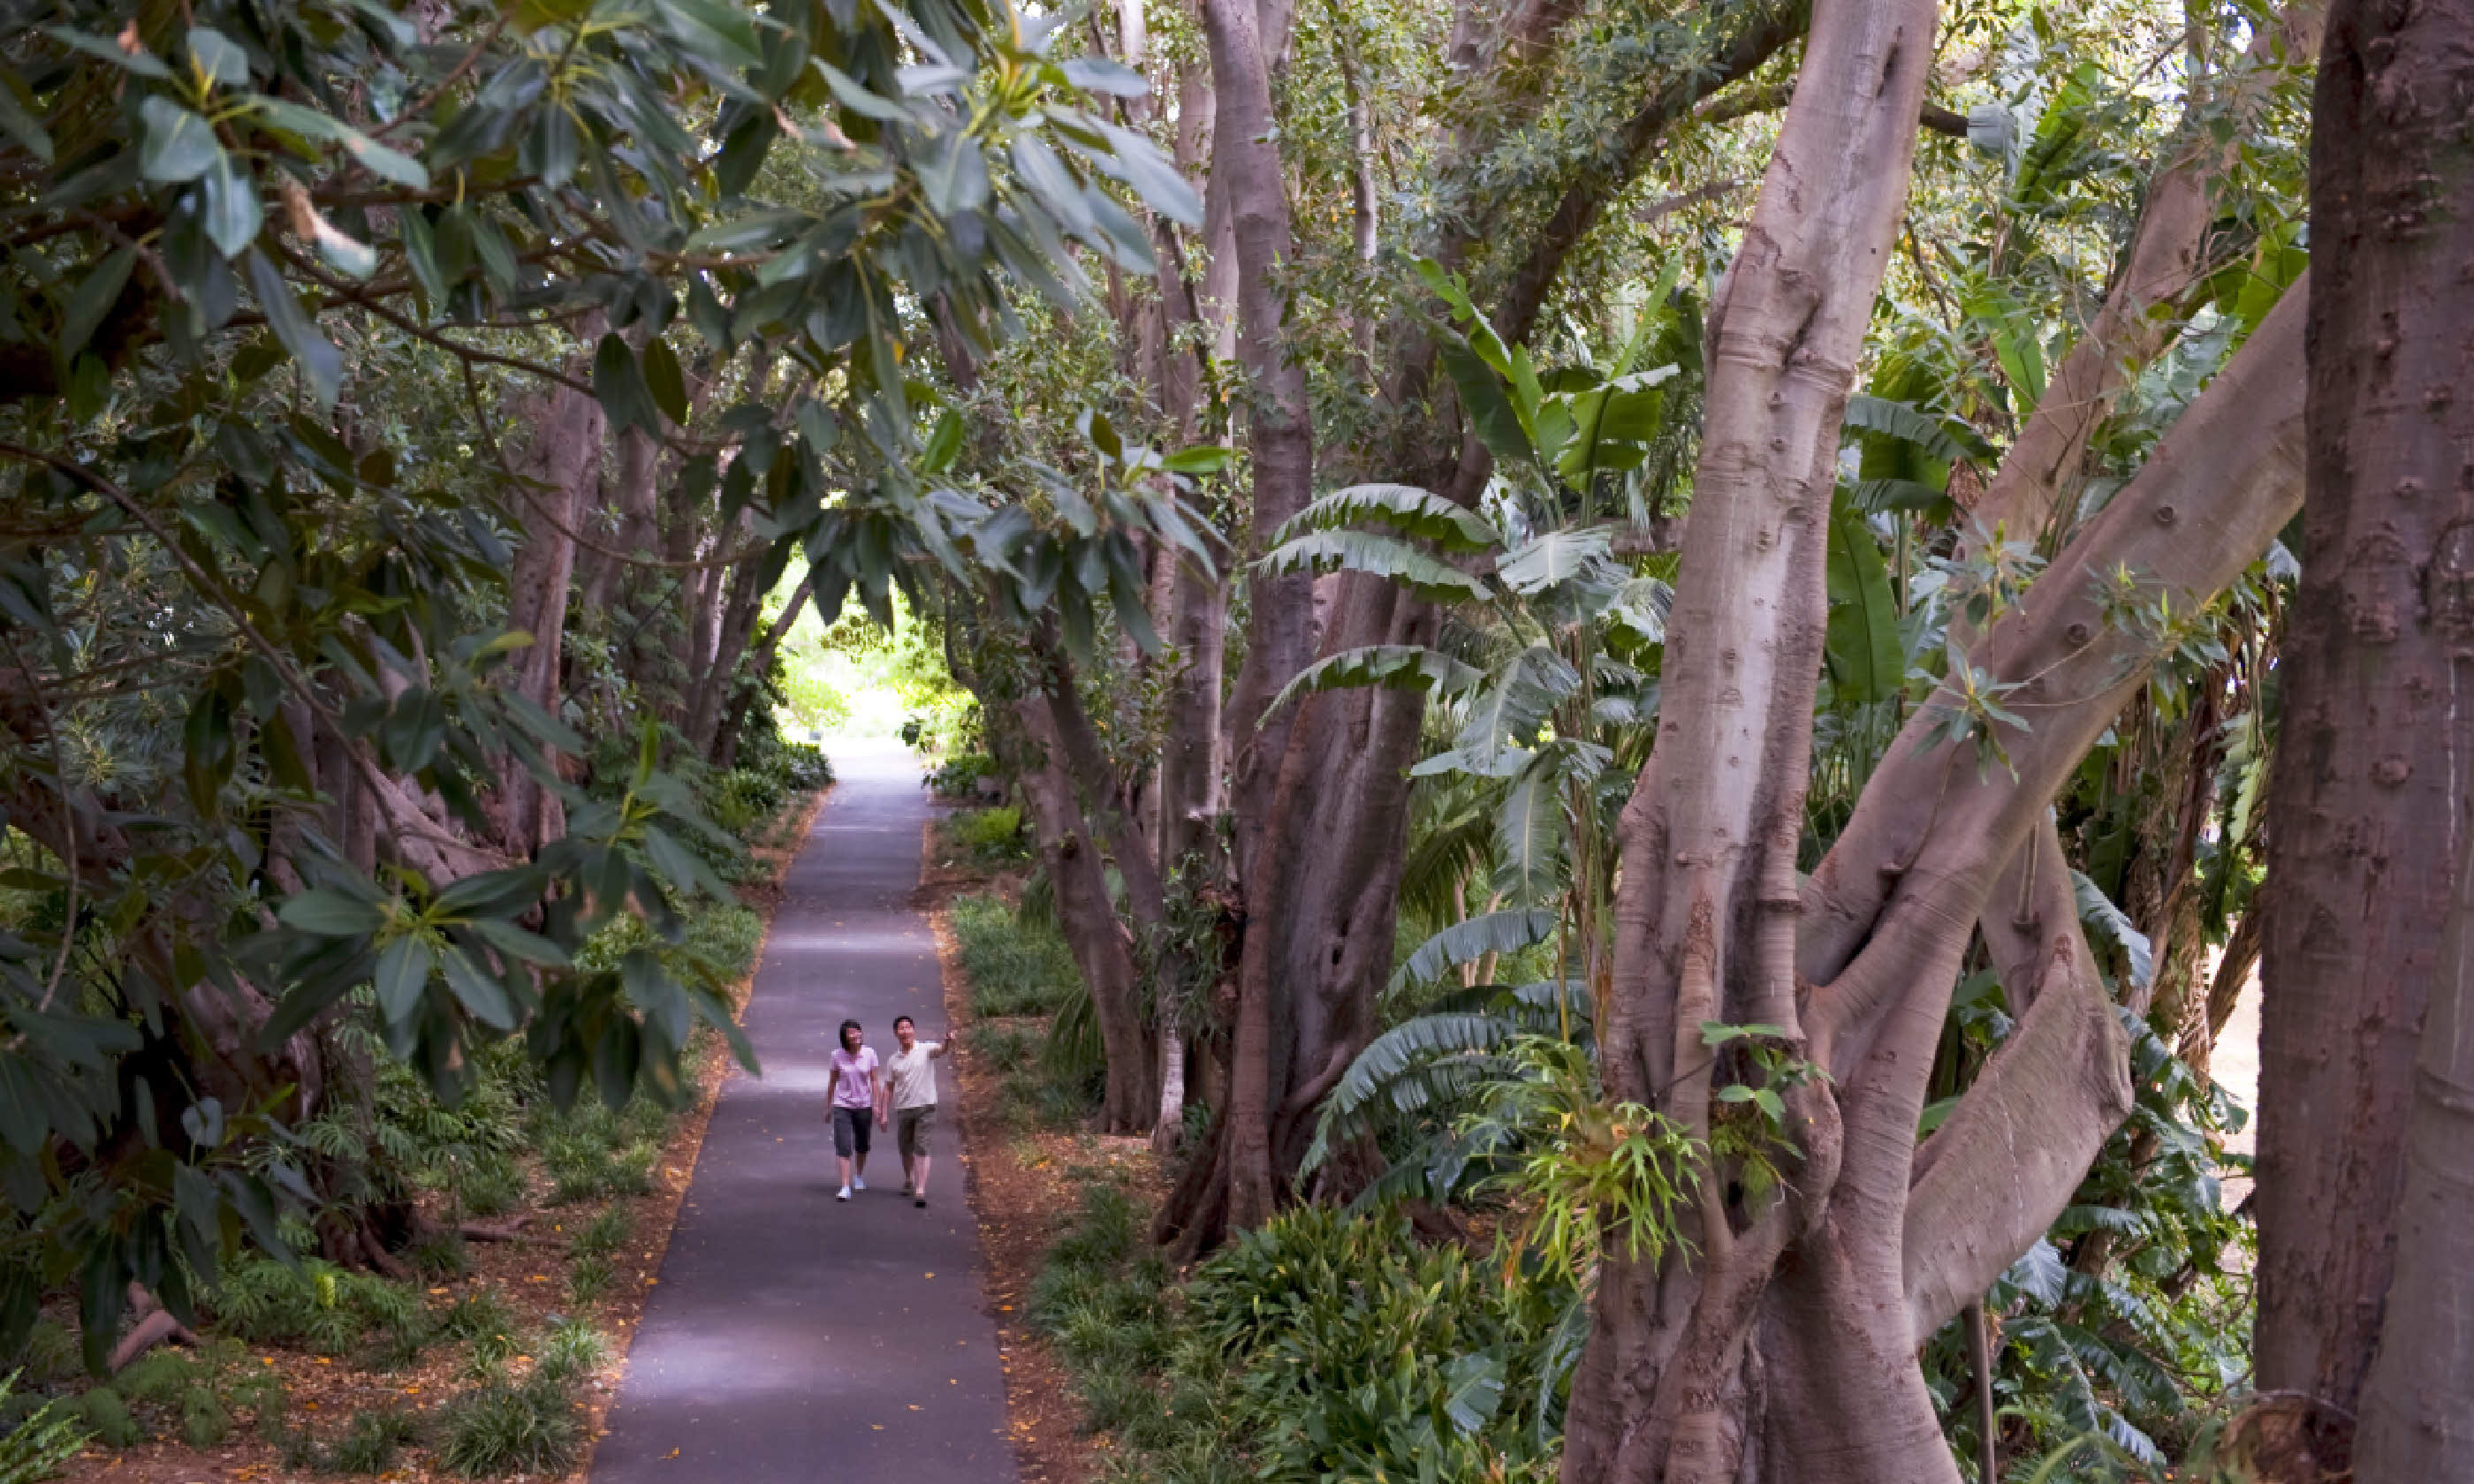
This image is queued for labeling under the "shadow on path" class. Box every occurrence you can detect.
[591,740,1013,1484]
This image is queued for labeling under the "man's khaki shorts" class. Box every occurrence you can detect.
[897,1103,938,1156]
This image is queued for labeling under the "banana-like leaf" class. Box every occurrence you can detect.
[1605,575,1673,651]
[1824,495,1902,707]
[1492,767,1566,906]
[1454,645,1581,758]
[2071,869,2154,990]
[1390,907,1559,992]
[1843,394,1997,466]
[1498,526,1614,594]
[1270,481,1504,553]
[1264,645,1483,723]
[1257,528,1489,603]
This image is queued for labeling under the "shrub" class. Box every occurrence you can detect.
[436,1377,582,1477]
[179,1387,232,1448]
[454,1153,528,1218]
[209,1259,424,1359]
[1031,1200,1575,1484]
[949,806,1029,862]
[413,1230,474,1279]
[952,895,1079,1018]
[75,1387,139,1448]
[925,753,998,799]
[566,1255,614,1306]
[429,1290,522,1352]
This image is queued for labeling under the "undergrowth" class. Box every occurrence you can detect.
[1025,1185,1574,1484]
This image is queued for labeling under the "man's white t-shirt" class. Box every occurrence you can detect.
[886,1041,943,1109]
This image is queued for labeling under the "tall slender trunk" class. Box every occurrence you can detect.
[2256,0,2474,1467]
[499,346,605,860]
[1204,0,1317,896]
[713,573,814,771]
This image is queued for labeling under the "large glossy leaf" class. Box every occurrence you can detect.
[1256,529,1489,604]
[1271,483,1501,553]
[1264,645,1481,721]
[1390,908,1559,992]
[139,98,219,182]
[1824,496,1902,706]
[1491,766,1565,906]
[1498,526,1614,594]
[2071,870,2154,990]
[1416,646,1580,777]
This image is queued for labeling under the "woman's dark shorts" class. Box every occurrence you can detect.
[832,1105,873,1157]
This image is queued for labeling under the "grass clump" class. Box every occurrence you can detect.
[534,1320,610,1385]
[326,1406,422,1474]
[436,1376,582,1477]
[952,894,1079,1018]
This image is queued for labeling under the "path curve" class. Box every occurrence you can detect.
[592,740,1013,1484]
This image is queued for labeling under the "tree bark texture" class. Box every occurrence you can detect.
[2256,0,2474,1463]
[1562,122,2310,1472]
[499,366,604,861]
[1010,686,1160,1132]
[2353,814,2474,1481]
[1566,0,1940,1471]
[1203,0,1317,897]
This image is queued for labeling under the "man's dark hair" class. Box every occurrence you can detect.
[839,1018,863,1045]
[893,1015,915,1032]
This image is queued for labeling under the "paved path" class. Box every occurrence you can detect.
[594,740,1013,1484]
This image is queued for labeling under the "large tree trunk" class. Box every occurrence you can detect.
[2256,0,2474,1466]
[1565,0,1940,1469]
[1560,0,2315,1441]
[2354,832,2474,1480]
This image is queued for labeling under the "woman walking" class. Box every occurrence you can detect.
[825,1019,886,1201]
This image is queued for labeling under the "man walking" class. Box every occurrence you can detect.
[826,1018,885,1202]
[885,1015,949,1208]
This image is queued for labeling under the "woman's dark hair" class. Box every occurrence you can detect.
[839,1019,864,1047]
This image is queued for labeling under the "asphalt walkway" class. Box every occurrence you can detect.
[592,740,1013,1483]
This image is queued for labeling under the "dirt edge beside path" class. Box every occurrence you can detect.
[919,816,1104,1484]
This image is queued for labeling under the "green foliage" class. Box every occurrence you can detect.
[436,1375,582,1478]
[209,1257,425,1359]
[0,1371,85,1484]
[925,753,1001,799]
[1035,1192,1572,1484]
[75,1386,139,1448]
[534,1321,611,1387]
[949,806,1032,863]
[952,895,1081,1018]
[325,1406,422,1475]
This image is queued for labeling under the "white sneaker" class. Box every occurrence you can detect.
[853,1175,867,1192]
[837,1185,852,1201]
